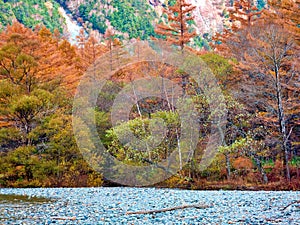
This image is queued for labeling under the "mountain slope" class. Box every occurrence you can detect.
[57,0,158,40]
[57,0,266,40]
[0,0,266,44]
[0,0,65,32]
[0,0,15,30]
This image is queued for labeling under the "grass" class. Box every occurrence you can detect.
[0,194,53,204]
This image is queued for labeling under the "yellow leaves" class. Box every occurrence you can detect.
[257,111,269,119]
[12,95,42,117]
[87,172,104,187]
[292,142,300,146]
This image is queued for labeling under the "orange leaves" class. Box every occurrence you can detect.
[210,1,299,181]
[77,30,108,70]
[154,0,197,50]
[263,0,300,45]
[211,0,262,57]
[0,22,111,94]
[0,116,11,128]
[232,157,254,171]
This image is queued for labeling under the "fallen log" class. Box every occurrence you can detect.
[51,216,76,220]
[281,200,300,211]
[126,203,210,215]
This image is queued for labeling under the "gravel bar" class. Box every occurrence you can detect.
[0,187,299,224]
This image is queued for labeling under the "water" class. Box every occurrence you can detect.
[0,187,299,224]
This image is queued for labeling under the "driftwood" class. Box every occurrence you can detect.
[126,203,210,215]
[51,216,76,220]
[281,200,300,211]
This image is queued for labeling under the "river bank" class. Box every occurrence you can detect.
[0,187,299,224]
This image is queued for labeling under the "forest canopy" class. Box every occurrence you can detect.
[0,0,299,189]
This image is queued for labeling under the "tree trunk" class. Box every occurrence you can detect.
[253,156,268,184]
[132,83,151,161]
[217,121,230,180]
[176,127,182,170]
[179,0,184,51]
[109,41,113,71]
[225,153,231,180]
[274,64,290,182]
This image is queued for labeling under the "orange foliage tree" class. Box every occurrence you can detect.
[212,0,300,181]
[76,29,107,72]
[154,0,197,50]
[211,0,261,57]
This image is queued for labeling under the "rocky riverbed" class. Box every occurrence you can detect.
[0,187,299,224]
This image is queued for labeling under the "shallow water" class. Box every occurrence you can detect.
[0,187,299,224]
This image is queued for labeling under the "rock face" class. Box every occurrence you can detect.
[150,0,232,35]
[190,0,228,35]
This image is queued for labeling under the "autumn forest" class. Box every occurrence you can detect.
[0,0,299,190]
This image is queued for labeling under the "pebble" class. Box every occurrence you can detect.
[0,188,299,224]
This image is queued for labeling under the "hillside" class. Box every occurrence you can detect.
[57,0,159,39]
[58,0,266,36]
[0,0,65,32]
[1,0,266,45]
